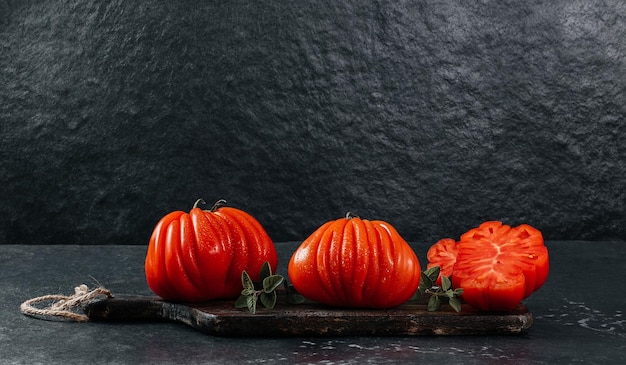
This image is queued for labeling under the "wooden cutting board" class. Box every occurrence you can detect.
[83,291,533,336]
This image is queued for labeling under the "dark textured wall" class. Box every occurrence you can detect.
[2,1,625,245]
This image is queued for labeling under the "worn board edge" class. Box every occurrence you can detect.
[84,293,533,337]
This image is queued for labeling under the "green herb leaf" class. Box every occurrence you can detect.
[259,291,277,309]
[414,267,464,312]
[241,270,254,291]
[428,295,441,311]
[235,294,248,309]
[241,288,255,296]
[259,261,272,281]
[262,275,284,293]
[449,297,462,313]
[246,294,257,314]
[425,266,440,283]
[441,275,451,292]
[419,272,433,292]
[236,262,303,313]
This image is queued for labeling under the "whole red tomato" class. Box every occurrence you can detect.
[145,199,278,302]
[428,221,549,312]
[288,214,421,309]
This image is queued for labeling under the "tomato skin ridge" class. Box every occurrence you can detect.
[178,213,205,295]
[361,219,380,306]
[371,222,394,306]
[350,218,368,304]
[339,219,355,305]
[288,220,335,304]
[316,220,339,304]
[163,220,186,299]
[145,211,185,300]
[217,210,248,298]
[217,207,278,290]
[328,219,350,306]
[373,221,420,308]
[190,208,229,300]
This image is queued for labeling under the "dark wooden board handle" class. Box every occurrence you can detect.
[84,294,533,337]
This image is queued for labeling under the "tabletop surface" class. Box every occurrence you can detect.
[2,241,625,365]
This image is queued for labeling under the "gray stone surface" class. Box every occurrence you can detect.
[2,1,625,245]
[2,242,626,364]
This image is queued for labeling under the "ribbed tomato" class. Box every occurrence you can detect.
[145,200,278,302]
[288,214,421,309]
[428,221,549,312]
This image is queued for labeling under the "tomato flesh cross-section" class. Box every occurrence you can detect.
[428,221,549,312]
[426,238,458,286]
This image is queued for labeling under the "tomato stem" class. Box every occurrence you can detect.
[345,212,360,220]
[193,199,206,209]
[210,199,228,212]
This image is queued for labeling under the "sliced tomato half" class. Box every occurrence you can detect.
[426,238,458,286]
[451,221,549,311]
[426,221,549,312]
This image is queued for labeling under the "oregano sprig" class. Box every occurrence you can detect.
[235,261,304,314]
[417,266,464,313]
